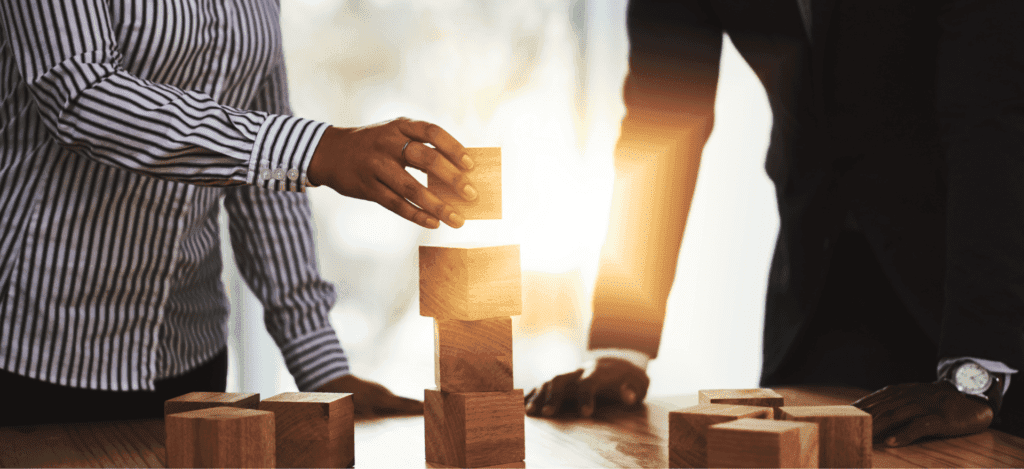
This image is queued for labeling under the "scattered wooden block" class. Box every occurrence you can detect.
[419,245,522,320]
[424,388,525,468]
[165,406,274,468]
[778,405,872,468]
[668,404,773,468]
[698,388,785,411]
[707,418,819,468]
[435,318,513,392]
[258,392,354,468]
[164,392,260,416]
[428,147,501,219]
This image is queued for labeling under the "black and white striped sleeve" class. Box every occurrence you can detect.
[222,56,349,392]
[223,184,349,391]
[0,0,325,191]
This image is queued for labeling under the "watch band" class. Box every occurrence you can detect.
[986,372,1006,416]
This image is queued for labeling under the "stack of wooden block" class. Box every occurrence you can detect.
[420,148,526,468]
[668,388,872,468]
[164,391,354,468]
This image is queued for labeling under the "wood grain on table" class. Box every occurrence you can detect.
[3,387,1024,468]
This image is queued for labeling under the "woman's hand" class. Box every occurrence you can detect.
[307,118,477,228]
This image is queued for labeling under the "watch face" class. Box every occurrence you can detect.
[954,362,992,394]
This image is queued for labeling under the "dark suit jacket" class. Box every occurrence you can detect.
[589,0,1024,385]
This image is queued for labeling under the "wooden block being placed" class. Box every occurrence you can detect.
[164,392,260,416]
[668,404,773,468]
[698,388,785,411]
[424,388,525,468]
[165,406,274,468]
[778,405,871,468]
[435,318,513,392]
[419,245,522,320]
[428,147,501,219]
[259,392,354,468]
[707,418,818,468]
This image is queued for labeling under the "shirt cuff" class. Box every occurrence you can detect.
[277,327,351,392]
[590,348,651,370]
[249,114,329,192]
[938,357,1018,395]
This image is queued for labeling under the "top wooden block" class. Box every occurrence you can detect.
[420,245,522,320]
[164,392,260,416]
[428,147,501,220]
[698,389,784,409]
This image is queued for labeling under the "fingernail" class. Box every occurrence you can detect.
[425,217,439,229]
[581,404,594,417]
[542,405,555,417]
[448,211,464,227]
[462,184,478,200]
[886,436,898,447]
[462,154,474,169]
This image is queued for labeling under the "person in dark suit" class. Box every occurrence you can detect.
[526,0,1024,444]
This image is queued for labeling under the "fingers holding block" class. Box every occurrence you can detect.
[164,392,260,416]
[668,404,774,468]
[698,388,785,410]
[428,147,501,220]
[259,392,355,468]
[165,406,274,468]
[707,418,819,468]
[778,405,872,468]
[419,245,522,320]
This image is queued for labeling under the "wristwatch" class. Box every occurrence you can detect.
[942,359,1005,416]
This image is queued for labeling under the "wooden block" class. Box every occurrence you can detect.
[707,418,819,468]
[424,388,525,468]
[668,404,773,468]
[698,388,785,410]
[428,147,501,219]
[165,406,274,468]
[419,245,522,320]
[259,392,354,468]
[435,318,513,392]
[778,405,872,468]
[164,392,260,416]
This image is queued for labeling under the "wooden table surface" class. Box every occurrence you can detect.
[3,386,1024,468]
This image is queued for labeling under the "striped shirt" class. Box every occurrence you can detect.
[0,0,349,392]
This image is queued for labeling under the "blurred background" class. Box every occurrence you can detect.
[222,0,777,401]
